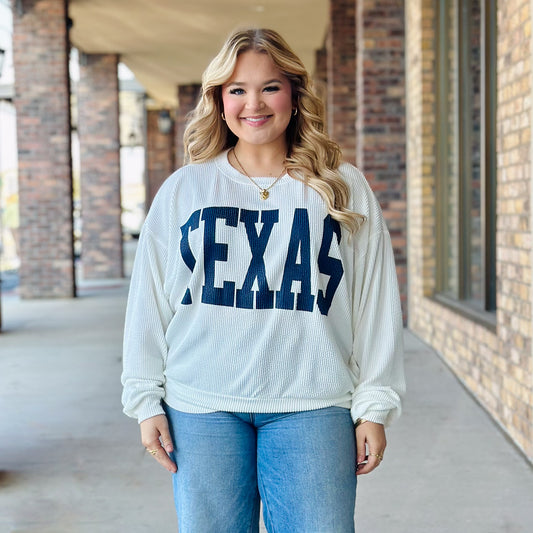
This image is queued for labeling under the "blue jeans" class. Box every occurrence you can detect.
[163,404,357,533]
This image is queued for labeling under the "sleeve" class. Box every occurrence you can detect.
[121,220,175,423]
[349,216,406,427]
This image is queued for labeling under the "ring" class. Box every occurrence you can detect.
[369,452,383,461]
[148,449,158,456]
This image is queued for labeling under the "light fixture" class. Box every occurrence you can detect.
[0,49,5,78]
[157,109,173,135]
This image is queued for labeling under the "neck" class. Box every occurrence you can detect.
[232,142,286,177]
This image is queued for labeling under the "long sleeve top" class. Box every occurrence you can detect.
[121,150,405,425]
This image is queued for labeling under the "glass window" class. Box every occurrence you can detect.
[436,0,496,316]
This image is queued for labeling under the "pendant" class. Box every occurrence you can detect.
[260,189,269,200]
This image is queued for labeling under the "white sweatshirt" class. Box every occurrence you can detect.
[121,150,405,425]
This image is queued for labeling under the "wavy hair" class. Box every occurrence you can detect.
[184,28,364,232]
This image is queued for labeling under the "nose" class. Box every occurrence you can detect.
[245,92,265,111]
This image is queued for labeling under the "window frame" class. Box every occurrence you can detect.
[435,0,497,326]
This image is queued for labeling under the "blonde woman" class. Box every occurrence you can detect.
[122,28,405,532]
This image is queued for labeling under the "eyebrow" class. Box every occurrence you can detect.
[226,78,283,87]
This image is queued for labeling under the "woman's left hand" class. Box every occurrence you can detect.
[355,421,386,475]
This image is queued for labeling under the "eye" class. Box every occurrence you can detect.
[229,88,245,95]
[263,85,280,93]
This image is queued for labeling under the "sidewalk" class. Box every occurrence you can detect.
[0,283,532,533]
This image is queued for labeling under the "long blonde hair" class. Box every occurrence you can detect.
[184,28,364,232]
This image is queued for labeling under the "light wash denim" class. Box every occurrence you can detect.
[163,404,357,533]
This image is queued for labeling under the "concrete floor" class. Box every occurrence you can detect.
[0,282,532,533]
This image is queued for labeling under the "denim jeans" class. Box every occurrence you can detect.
[163,404,357,533]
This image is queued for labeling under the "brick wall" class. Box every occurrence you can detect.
[406,0,533,460]
[175,84,201,168]
[494,0,532,455]
[313,45,328,126]
[328,0,357,164]
[77,53,123,279]
[146,109,175,207]
[12,0,75,298]
[355,0,408,319]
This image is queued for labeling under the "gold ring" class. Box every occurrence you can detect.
[148,449,158,456]
[369,452,383,461]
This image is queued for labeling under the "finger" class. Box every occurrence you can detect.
[356,454,382,475]
[355,430,367,465]
[146,444,178,474]
[140,415,177,473]
[153,418,177,472]
[157,417,174,454]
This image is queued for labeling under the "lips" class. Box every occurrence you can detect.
[241,115,271,126]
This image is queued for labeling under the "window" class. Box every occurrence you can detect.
[436,0,496,318]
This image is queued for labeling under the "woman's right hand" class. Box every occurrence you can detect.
[140,414,178,473]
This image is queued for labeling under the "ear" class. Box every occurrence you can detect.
[292,92,299,111]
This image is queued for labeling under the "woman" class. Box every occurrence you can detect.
[122,27,405,532]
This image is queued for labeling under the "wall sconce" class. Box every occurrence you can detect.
[0,49,5,78]
[157,109,173,135]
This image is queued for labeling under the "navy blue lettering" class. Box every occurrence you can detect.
[276,208,315,312]
[317,215,344,315]
[236,209,278,309]
[179,209,200,304]
[201,207,238,306]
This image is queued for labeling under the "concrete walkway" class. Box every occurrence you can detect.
[0,282,532,533]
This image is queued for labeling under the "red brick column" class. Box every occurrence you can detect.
[327,0,357,164]
[77,53,123,279]
[314,46,328,125]
[355,0,408,319]
[12,0,75,298]
[315,46,328,85]
[146,109,175,207]
[175,84,201,168]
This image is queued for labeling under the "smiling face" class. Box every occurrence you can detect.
[221,50,294,152]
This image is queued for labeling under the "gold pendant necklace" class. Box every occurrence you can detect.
[231,148,285,200]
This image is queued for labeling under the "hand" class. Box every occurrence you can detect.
[355,421,386,475]
[140,414,177,473]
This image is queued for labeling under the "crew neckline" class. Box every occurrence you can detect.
[215,149,290,187]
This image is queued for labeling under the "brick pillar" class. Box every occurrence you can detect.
[315,46,328,85]
[12,0,75,298]
[77,53,123,279]
[146,109,175,207]
[355,0,408,320]
[327,0,356,164]
[175,83,201,168]
[314,46,328,127]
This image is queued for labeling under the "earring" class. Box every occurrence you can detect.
[293,108,298,117]
[221,112,226,121]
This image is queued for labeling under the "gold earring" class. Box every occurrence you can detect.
[221,112,226,121]
[293,108,298,116]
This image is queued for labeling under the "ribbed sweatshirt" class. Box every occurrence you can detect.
[121,150,405,425]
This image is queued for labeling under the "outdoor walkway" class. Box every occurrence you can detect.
[0,282,532,533]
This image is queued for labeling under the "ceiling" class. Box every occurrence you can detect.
[69,0,329,108]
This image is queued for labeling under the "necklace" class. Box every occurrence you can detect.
[231,148,286,200]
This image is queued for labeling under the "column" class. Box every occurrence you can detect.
[12,0,75,298]
[145,108,175,207]
[355,0,408,318]
[175,83,201,168]
[77,53,123,279]
[327,0,357,164]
